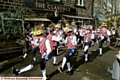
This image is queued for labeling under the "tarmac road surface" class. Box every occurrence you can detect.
[0,42,118,80]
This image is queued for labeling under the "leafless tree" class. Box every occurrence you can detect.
[94,0,120,27]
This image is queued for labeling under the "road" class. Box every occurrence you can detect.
[0,42,119,80]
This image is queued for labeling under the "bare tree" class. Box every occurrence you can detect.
[94,0,120,27]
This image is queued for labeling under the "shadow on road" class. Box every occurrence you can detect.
[46,45,113,79]
[89,46,113,62]
[48,69,60,80]
[0,60,22,72]
[69,46,113,75]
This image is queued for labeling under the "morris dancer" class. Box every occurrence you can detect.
[30,31,40,61]
[53,24,63,55]
[83,28,95,62]
[79,26,86,49]
[12,30,51,80]
[21,31,33,59]
[109,27,118,46]
[107,51,120,80]
[47,26,62,66]
[97,23,111,56]
[71,21,79,43]
[58,27,77,74]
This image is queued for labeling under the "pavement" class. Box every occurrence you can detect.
[0,42,119,80]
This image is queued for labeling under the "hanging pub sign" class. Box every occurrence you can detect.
[24,1,76,14]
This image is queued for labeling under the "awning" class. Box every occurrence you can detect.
[24,18,51,21]
[63,14,93,20]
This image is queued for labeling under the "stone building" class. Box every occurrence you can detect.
[0,0,94,26]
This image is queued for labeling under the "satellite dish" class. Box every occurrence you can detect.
[97,14,105,21]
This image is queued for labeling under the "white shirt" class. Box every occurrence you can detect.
[65,35,77,46]
[52,35,62,42]
[31,38,39,46]
[42,39,51,59]
[107,30,111,36]
[91,33,95,39]
[45,39,51,55]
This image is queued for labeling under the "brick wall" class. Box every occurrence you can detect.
[0,0,23,10]
[0,0,94,18]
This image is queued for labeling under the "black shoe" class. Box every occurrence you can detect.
[66,70,73,75]
[107,67,113,74]
[53,63,58,66]
[58,67,63,73]
[66,71,71,74]
[12,67,19,76]
[46,75,50,80]
[53,64,58,66]
[20,56,25,60]
[99,54,102,57]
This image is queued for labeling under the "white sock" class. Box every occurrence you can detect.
[81,41,84,48]
[53,56,57,64]
[41,69,47,79]
[67,62,71,71]
[77,38,80,43]
[57,48,59,55]
[23,53,27,58]
[61,57,67,69]
[19,64,33,74]
[99,48,102,54]
[33,57,36,61]
[96,40,98,44]
[85,54,88,61]
[84,46,89,51]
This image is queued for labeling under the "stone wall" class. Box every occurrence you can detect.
[0,0,23,10]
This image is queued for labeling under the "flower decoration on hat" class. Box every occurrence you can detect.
[101,23,107,27]
[49,23,56,27]
[86,26,92,31]
[65,27,72,33]
[54,24,61,28]
[34,30,43,36]
[71,21,77,27]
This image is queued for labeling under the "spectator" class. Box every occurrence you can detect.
[107,51,120,80]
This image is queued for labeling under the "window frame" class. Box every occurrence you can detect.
[76,0,84,7]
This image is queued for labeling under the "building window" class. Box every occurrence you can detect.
[46,0,61,2]
[53,0,60,2]
[76,0,84,6]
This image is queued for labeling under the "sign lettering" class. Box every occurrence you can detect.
[35,3,71,12]
[25,1,74,13]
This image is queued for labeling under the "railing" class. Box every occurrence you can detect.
[0,46,23,62]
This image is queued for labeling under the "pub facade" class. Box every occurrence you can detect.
[0,0,94,27]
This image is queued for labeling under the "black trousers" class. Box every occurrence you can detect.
[32,54,46,70]
[84,42,92,54]
[64,49,76,62]
[52,46,57,56]
[99,37,107,48]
